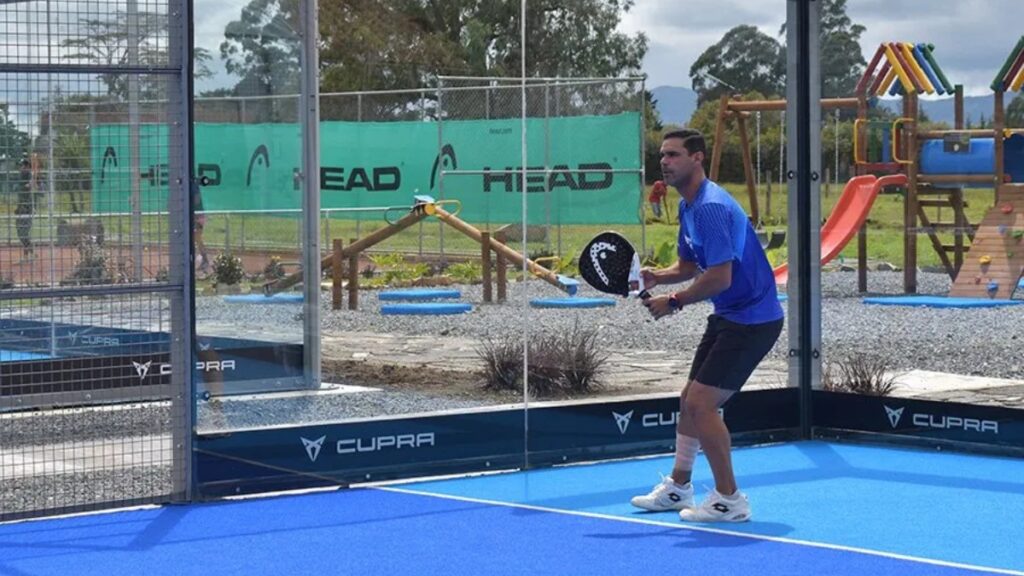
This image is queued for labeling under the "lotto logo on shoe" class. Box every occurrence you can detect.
[883,405,999,435]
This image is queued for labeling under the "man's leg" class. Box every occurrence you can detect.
[670,381,701,486]
[195,226,209,272]
[630,384,701,512]
[684,381,736,495]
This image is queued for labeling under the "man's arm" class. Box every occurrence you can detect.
[649,258,700,286]
[672,261,731,306]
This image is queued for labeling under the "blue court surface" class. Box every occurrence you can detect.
[1,441,1021,575]
[0,349,52,362]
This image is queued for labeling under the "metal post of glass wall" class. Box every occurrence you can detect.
[300,0,321,389]
[786,0,822,438]
[173,0,197,500]
[639,77,647,255]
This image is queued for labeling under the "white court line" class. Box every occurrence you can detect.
[376,486,1024,576]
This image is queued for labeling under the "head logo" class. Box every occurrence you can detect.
[430,144,457,190]
[301,435,327,462]
[99,146,118,184]
[246,144,270,187]
[612,410,634,435]
[884,405,905,428]
[132,361,152,381]
[589,242,616,286]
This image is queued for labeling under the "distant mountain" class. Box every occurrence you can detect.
[650,85,698,126]
[876,94,1007,126]
[650,84,1017,128]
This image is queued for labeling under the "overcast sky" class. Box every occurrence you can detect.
[617,0,1024,97]
[190,0,1024,97]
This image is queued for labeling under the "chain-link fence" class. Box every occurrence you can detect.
[1,0,193,521]
[436,76,646,259]
[169,77,644,272]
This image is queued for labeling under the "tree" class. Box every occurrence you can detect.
[817,0,867,98]
[643,90,664,184]
[1007,93,1024,129]
[62,12,213,99]
[778,0,867,101]
[221,0,647,106]
[689,26,785,107]
[0,104,31,195]
[219,0,301,100]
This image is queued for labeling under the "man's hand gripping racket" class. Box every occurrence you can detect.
[578,232,651,300]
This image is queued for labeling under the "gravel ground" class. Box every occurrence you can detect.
[0,466,172,519]
[195,270,1024,380]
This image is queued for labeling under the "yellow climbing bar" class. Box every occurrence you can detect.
[900,42,935,94]
[884,43,917,95]
[891,118,915,165]
[1012,68,1024,92]
[876,67,898,96]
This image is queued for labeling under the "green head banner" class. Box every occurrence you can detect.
[91,113,642,224]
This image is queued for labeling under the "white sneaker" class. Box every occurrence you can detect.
[679,489,752,523]
[630,476,694,512]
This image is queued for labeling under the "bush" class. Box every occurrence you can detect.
[212,253,245,285]
[643,239,677,268]
[477,334,522,392]
[447,261,481,284]
[822,353,896,396]
[476,322,608,397]
[262,256,286,280]
[64,240,112,286]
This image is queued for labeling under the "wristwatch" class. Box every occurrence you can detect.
[668,293,682,311]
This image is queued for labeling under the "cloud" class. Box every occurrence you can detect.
[620,0,1024,95]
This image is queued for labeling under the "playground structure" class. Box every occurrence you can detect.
[854,39,1024,298]
[710,39,1024,299]
[265,195,579,307]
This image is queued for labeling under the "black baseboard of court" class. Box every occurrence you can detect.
[195,389,801,498]
[195,388,1024,499]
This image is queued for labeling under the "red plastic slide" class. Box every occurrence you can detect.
[773,173,907,285]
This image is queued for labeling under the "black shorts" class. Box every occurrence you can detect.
[688,314,784,392]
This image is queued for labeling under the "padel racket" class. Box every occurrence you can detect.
[578,231,650,299]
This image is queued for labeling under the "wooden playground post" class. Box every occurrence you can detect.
[481,231,492,303]
[709,94,730,181]
[347,237,359,311]
[856,92,869,293]
[734,111,760,224]
[332,239,343,310]
[954,85,964,129]
[994,89,1006,204]
[953,84,966,275]
[495,231,508,302]
[903,92,920,294]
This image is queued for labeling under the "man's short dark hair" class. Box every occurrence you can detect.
[663,129,707,156]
